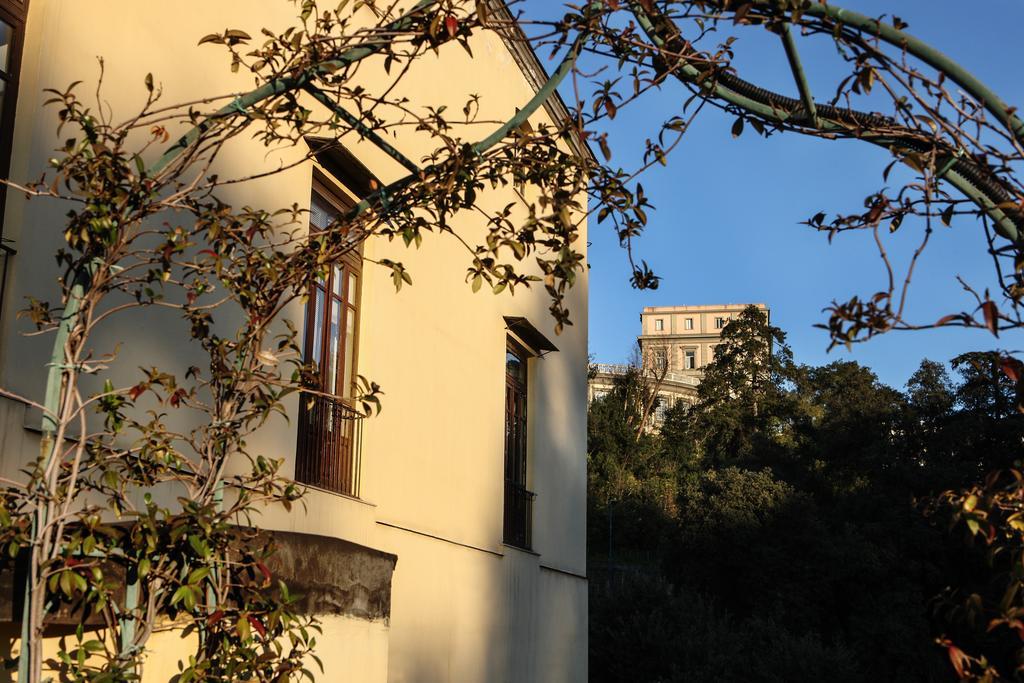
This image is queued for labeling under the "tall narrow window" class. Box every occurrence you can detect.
[715,316,726,329]
[0,1,28,321]
[0,0,26,221]
[654,318,663,331]
[653,396,668,423]
[684,317,693,330]
[504,339,534,549]
[684,349,696,370]
[295,182,363,496]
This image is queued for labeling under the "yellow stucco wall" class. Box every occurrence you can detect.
[0,1,588,681]
[0,614,390,683]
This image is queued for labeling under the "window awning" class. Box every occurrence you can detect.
[306,136,381,198]
[503,316,559,356]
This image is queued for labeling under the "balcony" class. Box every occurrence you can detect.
[296,393,363,497]
[503,480,535,550]
[591,362,701,387]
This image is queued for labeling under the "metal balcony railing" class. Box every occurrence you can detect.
[296,393,363,497]
[503,480,535,550]
[591,363,701,387]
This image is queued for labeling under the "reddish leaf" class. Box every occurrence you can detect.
[445,15,458,39]
[256,561,272,586]
[982,300,999,337]
[129,384,145,401]
[207,609,225,626]
[866,202,884,224]
[945,643,969,678]
[1001,357,1022,383]
[731,117,744,138]
[248,615,267,638]
[604,97,617,119]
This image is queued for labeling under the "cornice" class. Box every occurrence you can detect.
[486,0,596,162]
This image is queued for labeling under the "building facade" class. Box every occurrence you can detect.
[0,1,589,681]
[589,304,768,423]
[639,303,769,376]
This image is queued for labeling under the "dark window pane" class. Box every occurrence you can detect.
[506,350,525,382]
[0,20,12,75]
[309,192,336,232]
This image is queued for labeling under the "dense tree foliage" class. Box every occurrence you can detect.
[588,306,1024,682]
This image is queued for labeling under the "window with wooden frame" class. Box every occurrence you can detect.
[504,337,535,549]
[295,173,364,496]
[0,0,28,318]
[0,0,26,222]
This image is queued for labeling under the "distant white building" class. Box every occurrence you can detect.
[589,303,769,423]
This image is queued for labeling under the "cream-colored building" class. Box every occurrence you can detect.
[639,303,769,376]
[589,304,768,423]
[0,1,588,681]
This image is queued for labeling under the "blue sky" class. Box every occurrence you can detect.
[519,0,1024,389]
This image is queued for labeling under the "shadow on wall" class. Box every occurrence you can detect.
[383,528,510,683]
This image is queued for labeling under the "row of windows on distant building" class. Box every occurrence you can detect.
[652,316,729,332]
[650,346,708,370]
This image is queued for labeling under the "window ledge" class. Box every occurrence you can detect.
[502,542,540,557]
[299,483,377,508]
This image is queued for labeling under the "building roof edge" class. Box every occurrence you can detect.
[487,0,597,163]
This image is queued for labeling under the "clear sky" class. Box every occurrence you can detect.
[518,0,1024,389]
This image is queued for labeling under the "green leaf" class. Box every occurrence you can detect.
[188,567,211,585]
[82,640,105,653]
[170,585,192,607]
[188,534,210,558]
